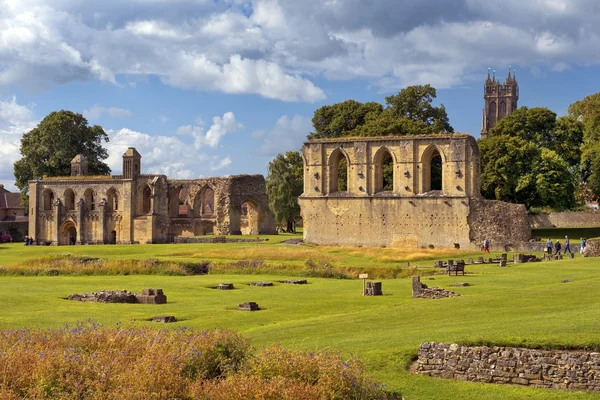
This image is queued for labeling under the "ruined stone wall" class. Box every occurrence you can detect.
[529,211,600,229]
[227,175,277,235]
[468,198,531,249]
[584,239,600,257]
[417,342,600,391]
[300,197,471,248]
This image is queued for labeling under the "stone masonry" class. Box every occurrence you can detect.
[417,342,600,391]
[299,135,530,249]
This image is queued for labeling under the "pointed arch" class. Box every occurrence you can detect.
[240,199,260,235]
[421,145,446,193]
[193,185,215,217]
[170,185,185,217]
[106,188,119,211]
[64,189,75,211]
[83,189,96,211]
[499,100,507,118]
[42,189,55,211]
[139,185,152,215]
[373,146,395,193]
[59,220,77,245]
[328,148,349,194]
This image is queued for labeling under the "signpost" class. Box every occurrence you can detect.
[359,273,368,296]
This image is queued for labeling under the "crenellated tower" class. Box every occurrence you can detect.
[480,68,519,139]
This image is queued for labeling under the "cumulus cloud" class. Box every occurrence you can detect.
[0,97,37,190]
[177,112,243,149]
[210,156,232,171]
[2,0,600,96]
[83,105,132,120]
[255,114,312,157]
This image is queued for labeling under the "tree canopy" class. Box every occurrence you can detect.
[265,151,304,232]
[480,106,583,210]
[14,110,111,204]
[308,85,453,139]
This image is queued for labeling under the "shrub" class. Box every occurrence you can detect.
[0,231,12,244]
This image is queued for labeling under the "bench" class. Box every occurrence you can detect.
[448,262,465,276]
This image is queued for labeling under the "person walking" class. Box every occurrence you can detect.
[554,239,561,255]
[483,238,490,254]
[546,238,553,255]
[580,237,586,254]
[564,235,571,255]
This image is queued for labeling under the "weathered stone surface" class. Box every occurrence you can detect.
[250,281,273,287]
[364,281,382,296]
[217,283,234,290]
[152,315,176,323]
[68,290,138,303]
[529,211,600,229]
[412,276,460,299]
[284,279,307,284]
[416,342,600,392]
[450,282,470,287]
[137,288,167,304]
[238,302,260,311]
[584,239,600,257]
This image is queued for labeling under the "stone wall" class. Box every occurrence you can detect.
[416,342,600,391]
[584,239,600,257]
[529,211,600,229]
[468,198,531,250]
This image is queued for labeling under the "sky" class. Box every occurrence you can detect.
[1,0,600,191]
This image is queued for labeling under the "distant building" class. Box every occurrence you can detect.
[480,69,519,139]
[0,184,26,222]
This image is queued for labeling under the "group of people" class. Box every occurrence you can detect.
[23,236,34,246]
[546,236,587,255]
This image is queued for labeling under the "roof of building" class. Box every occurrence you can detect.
[71,154,88,163]
[0,186,24,210]
[123,147,142,157]
[305,133,473,144]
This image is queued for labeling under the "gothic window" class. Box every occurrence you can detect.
[422,146,443,193]
[141,186,152,214]
[374,148,394,193]
[84,189,95,211]
[499,101,507,118]
[106,188,119,211]
[64,189,75,211]
[42,189,54,211]
[329,149,348,193]
[203,188,214,215]
[430,152,443,191]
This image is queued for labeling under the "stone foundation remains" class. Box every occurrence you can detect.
[238,302,260,311]
[153,315,176,323]
[364,281,383,296]
[217,283,235,290]
[68,290,139,303]
[137,288,167,304]
[416,342,600,391]
[250,281,273,287]
[412,277,460,299]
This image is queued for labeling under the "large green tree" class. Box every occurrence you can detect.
[14,110,111,205]
[266,151,304,233]
[480,106,583,210]
[308,85,453,139]
[568,92,600,142]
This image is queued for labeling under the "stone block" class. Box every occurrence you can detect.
[136,288,167,304]
[238,301,260,311]
[250,281,273,287]
[152,315,176,323]
[364,281,382,296]
[284,279,307,284]
[217,283,235,290]
[499,260,507,267]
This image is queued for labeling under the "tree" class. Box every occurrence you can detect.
[308,85,453,139]
[568,92,600,142]
[14,110,111,206]
[266,151,304,233]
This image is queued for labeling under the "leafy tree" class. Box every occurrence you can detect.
[14,110,111,206]
[266,151,304,233]
[308,85,453,139]
[581,142,600,203]
[535,148,576,210]
[568,92,600,142]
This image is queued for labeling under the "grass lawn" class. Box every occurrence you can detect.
[1,241,600,399]
[532,227,600,240]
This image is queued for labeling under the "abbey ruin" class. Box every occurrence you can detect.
[299,134,531,250]
[28,148,276,245]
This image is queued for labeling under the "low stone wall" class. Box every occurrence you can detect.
[584,239,600,257]
[173,236,267,244]
[416,342,600,391]
[529,211,600,229]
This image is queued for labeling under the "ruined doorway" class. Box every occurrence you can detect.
[240,201,259,235]
[59,221,77,245]
[110,230,117,244]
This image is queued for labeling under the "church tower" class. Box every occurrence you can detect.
[122,147,142,179]
[480,68,519,139]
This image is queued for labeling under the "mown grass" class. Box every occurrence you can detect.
[532,227,600,240]
[1,249,600,399]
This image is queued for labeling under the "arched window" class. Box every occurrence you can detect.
[499,101,507,118]
[171,186,184,217]
[64,189,75,211]
[329,149,348,193]
[240,200,259,235]
[202,188,214,215]
[106,188,119,211]
[374,148,394,193]
[141,186,152,214]
[488,101,497,125]
[42,189,54,211]
[430,151,443,191]
[84,189,95,211]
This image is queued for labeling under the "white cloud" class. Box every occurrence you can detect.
[176,112,243,149]
[210,156,232,171]
[255,114,312,157]
[0,97,37,191]
[83,105,132,120]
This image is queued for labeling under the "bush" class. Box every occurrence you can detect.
[0,231,12,243]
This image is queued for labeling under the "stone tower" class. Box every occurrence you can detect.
[480,68,519,139]
[71,154,88,176]
[122,147,142,179]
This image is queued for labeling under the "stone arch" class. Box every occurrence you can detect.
[373,146,395,193]
[488,101,497,124]
[499,100,507,118]
[64,189,75,211]
[106,188,119,211]
[421,145,446,193]
[59,220,77,245]
[140,185,152,215]
[83,189,96,211]
[193,185,215,217]
[42,189,55,211]
[240,199,260,235]
[170,185,185,217]
[328,148,349,193]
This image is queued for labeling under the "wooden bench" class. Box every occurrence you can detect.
[448,262,465,276]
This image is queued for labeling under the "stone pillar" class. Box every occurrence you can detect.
[98,199,106,244]
[77,198,84,244]
[52,199,60,245]
[149,194,156,215]
[412,276,423,298]
[29,181,39,242]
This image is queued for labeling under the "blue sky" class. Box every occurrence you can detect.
[1,0,600,191]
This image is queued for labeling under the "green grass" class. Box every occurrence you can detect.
[532,227,600,240]
[2,242,600,398]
